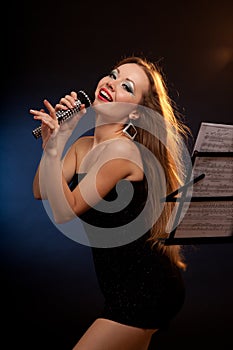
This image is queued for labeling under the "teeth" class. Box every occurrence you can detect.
[100,90,112,101]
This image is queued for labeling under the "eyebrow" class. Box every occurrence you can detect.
[116,68,135,88]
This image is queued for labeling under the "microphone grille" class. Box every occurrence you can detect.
[77,90,94,107]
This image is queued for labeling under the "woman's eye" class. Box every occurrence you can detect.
[109,70,117,79]
[122,83,134,94]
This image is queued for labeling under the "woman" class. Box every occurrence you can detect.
[30,56,191,350]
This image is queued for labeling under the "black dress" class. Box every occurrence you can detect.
[69,173,185,329]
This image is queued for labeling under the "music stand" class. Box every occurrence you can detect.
[162,150,233,245]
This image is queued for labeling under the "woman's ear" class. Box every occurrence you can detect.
[129,109,140,120]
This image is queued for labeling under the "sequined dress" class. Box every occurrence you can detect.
[69,173,185,329]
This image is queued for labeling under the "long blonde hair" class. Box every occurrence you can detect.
[115,56,191,270]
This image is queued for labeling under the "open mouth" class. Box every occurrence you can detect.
[98,88,113,102]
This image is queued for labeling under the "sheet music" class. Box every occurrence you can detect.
[171,122,233,241]
[190,156,233,197]
[190,122,233,197]
[193,122,233,153]
[175,201,233,237]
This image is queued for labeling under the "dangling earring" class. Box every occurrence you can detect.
[122,121,137,140]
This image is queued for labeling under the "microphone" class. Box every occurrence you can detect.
[32,90,94,139]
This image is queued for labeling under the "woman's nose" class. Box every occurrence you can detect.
[106,80,115,91]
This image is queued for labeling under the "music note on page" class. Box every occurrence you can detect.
[193,122,233,153]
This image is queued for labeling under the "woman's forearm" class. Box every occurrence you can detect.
[39,151,77,223]
[33,164,42,199]
[30,96,85,220]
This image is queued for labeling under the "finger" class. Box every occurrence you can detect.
[30,109,55,125]
[34,114,56,129]
[65,94,76,105]
[71,91,78,100]
[79,104,86,112]
[29,108,46,117]
[55,103,68,112]
[60,95,76,109]
[30,109,48,117]
[43,99,57,120]
[31,108,57,128]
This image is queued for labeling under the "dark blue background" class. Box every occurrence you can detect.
[2,1,233,348]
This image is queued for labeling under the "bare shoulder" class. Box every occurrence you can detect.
[104,138,142,158]
[99,138,144,181]
[73,135,94,150]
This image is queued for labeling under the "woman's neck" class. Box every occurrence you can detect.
[93,122,126,146]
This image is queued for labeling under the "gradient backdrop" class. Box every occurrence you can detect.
[2,1,233,349]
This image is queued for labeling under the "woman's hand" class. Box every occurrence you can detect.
[55,91,78,112]
[30,92,86,153]
[30,99,59,151]
[54,91,86,135]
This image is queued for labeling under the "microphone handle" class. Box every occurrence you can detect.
[32,90,92,139]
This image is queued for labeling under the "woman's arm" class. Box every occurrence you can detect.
[31,92,85,201]
[32,161,42,199]
[30,97,143,223]
[39,138,142,223]
[32,141,77,200]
